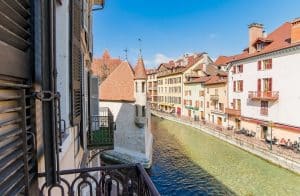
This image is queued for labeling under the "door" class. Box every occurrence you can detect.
[261,125,268,139]
[217,117,222,126]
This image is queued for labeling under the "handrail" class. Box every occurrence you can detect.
[137,163,161,196]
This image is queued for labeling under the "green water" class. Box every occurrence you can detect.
[153,116,300,195]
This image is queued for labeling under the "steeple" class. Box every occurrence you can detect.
[102,49,111,59]
[134,57,147,80]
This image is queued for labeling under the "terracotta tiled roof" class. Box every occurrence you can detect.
[146,68,157,74]
[184,76,210,84]
[230,22,300,62]
[91,50,122,83]
[157,53,205,77]
[134,57,147,79]
[204,75,227,85]
[99,61,135,102]
[215,56,233,66]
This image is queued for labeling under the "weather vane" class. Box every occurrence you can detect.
[123,48,128,61]
[138,38,142,57]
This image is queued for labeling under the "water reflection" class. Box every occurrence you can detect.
[150,116,300,195]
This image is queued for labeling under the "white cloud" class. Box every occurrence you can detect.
[144,53,172,68]
[154,53,172,65]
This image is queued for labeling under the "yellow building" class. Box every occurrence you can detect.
[204,75,228,127]
[156,53,213,116]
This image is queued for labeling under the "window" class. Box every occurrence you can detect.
[219,103,224,111]
[207,101,209,108]
[237,64,243,73]
[261,101,268,116]
[201,101,203,108]
[263,59,272,70]
[263,78,272,92]
[256,43,264,51]
[142,82,145,93]
[142,106,146,117]
[239,80,243,92]
[135,82,138,93]
[135,105,138,116]
[207,88,209,94]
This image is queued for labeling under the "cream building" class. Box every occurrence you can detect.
[204,75,228,127]
[147,69,158,110]
[156,53,213,116]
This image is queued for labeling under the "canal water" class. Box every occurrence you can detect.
[149,116,300,195]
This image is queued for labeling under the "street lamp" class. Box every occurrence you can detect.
[269,121,273,150]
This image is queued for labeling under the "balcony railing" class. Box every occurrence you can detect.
[260,107,268,116]
[248,91,279,101]
[39,163,160,196]
[88,108,114,149]
[225,108,241,116]
[210,94,219,101]
[211,109,225,115]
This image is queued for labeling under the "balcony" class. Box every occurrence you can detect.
[260,107,268,116]
[135,116,146,128]
[225,108,241,116]
[87,108,114,149]
[39,163,160,196]
[211,109,225,115]
[248,91,279,101]
[210,94,219,101]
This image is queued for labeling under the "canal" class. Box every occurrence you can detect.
[149,116,300,195]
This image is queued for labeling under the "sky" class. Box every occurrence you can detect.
[93,0,300,68]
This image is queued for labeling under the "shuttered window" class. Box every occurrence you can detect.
[71,0,83,125]
[0,1,35,194]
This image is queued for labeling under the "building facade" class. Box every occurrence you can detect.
[147,69,158,110]
[156,53,213,116]
[226,20,300,142]
[204,75,228,127]
[99,57,153,168]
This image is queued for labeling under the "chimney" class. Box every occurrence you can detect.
[248,23,264,54]
[291,17,300,44]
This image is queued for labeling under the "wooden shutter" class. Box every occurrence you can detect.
[233,66,236,74]
[233,99,236,109]
[0,1,35,194]
[257,79,261,92]
[240,80,243,92]
[71,0,82,125]
[258,61,261,70]
[269,59,272,69]
[240,64,243,73]
[233,81,236,92]
[269,78,272,91]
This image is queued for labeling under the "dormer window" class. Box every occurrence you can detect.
[256,42,264,51]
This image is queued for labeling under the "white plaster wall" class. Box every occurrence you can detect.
[228,49,300,127]
[100,101,152,161]
[56,0,70,128]
[134,79,147,105]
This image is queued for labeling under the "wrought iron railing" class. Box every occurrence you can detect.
[39,163,159,196]
[248,91,279,101]
[87,108,114,149]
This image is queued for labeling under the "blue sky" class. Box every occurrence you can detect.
[93,0,300,68]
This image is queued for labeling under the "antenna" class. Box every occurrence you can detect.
[123,48,128,61]
[138,38,142,57]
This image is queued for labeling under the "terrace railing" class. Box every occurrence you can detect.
[39,163,160,196]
